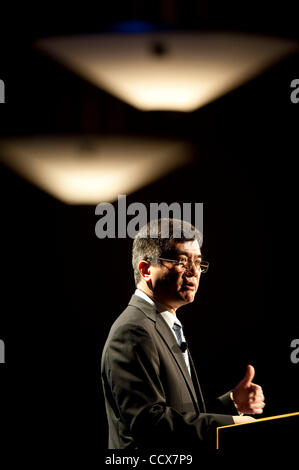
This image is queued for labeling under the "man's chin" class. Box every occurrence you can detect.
[179,289,196,304]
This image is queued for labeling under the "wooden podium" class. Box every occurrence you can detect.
[216,412,299,453]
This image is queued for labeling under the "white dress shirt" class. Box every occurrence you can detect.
[134,289,191,375]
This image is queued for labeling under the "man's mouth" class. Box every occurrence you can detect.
[182,283,197,290]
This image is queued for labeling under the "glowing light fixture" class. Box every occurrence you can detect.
[36,31,298,112]
[0,136,193,204]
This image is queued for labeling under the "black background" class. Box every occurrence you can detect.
[0,1,298,462]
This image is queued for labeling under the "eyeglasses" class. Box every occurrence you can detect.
[155,257,209,274]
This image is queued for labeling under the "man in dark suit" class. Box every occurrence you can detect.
[101,218,265,449]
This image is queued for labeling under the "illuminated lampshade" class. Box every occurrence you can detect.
[36,31,298,112]
[0,136,193,204]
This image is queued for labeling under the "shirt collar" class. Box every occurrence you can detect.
[135,288,155,306]
[134,288,181,332]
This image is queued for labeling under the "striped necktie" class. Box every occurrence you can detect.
[173,321,191,375]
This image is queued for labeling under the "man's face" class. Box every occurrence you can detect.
[150,240,202,310]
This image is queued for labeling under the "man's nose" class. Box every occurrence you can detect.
[185,262,199,276]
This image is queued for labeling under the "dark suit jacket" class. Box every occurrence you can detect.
[101,294,235,449]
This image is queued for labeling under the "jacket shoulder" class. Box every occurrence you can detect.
[108,303,153,337]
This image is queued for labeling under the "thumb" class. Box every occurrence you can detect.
[240,364,255,387]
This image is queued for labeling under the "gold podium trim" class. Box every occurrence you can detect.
[216,411,299,450]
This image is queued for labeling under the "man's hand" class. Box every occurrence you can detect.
[231,364,265,415]
[232,415,256,424]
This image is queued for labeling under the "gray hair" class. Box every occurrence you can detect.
[132,218,202,286]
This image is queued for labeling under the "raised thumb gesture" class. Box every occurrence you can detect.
[232,364,265,415]
[239,364,255,387]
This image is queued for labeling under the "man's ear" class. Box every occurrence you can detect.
[138,260,152,282]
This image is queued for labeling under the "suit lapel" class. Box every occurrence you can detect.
[155,312,200,413]
[188,352,206,413]
[129,294,201,413]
